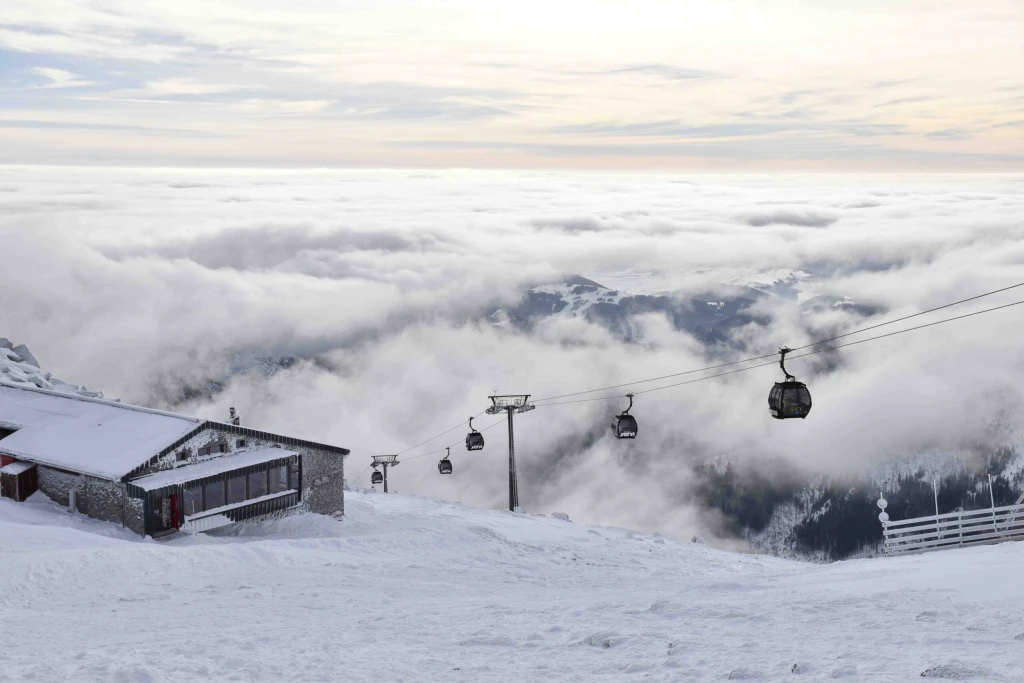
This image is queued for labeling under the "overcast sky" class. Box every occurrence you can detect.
[2,0,1023,169]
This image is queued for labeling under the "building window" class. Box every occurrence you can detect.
[183,486,203,516]
[236,439,246,449]
[197,445,211,457]
[248,471,268,498]
[204,481,225,510]
[176,449,189,462]
[227,476,247,505]
[289,461,300,491]
[269,466,288,494]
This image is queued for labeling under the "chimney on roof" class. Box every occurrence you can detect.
[229,406,241,426]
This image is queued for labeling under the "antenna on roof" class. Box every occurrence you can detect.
[229,406,241,426]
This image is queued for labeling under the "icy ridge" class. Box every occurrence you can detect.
[0,338,103,399]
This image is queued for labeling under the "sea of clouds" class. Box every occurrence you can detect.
[2,166,1023,539]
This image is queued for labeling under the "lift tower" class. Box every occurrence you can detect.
[371,455,400,493]
[486,394,534,511]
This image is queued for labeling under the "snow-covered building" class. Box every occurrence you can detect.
[0,382,349,537]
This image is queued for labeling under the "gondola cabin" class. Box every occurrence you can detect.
[769,381,812,419]
[438,458,453,475]
[612,393,638,439]
[769,347,812,420]
[614,414,638,439]
[465,417,484,451]
[371,470,384,485]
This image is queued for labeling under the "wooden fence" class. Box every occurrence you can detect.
[882,502,1024,555]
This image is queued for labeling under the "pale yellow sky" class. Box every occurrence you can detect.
[1,0,1022,169]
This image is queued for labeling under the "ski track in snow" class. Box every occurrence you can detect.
[1,490,1022,682]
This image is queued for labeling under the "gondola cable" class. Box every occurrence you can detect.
[403,416,509,462]
[530,280,1024,404]
[535,296,1024,406]
[395,409,489,456]
[387,283,1024,460]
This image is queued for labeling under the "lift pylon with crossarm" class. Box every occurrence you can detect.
[485,394,534,511]
[371,455,400,493]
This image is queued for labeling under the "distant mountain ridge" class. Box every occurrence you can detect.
[488,273,876,345]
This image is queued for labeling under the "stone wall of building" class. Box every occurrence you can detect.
[37,465,134,530]
[37,465,80,508]
[129,425,346,518]
[300,446,346,517]
[124,496,145,535]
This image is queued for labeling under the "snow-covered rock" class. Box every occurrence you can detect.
[0,339,103,398]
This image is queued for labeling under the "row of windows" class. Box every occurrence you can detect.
[178,439,249,462]
[182,463,298,516]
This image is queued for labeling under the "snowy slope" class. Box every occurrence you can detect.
[2,491,1023,682]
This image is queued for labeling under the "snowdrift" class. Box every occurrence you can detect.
[1,490,1023,681]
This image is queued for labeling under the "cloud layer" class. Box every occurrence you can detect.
[2,167,1024,540]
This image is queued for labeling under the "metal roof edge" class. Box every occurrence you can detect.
[0,445,118,481]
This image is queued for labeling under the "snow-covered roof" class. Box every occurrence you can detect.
[130,447,297,491]
[1,461,35,475]
[0,382,201,480]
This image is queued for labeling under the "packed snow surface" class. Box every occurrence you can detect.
[2,490,1023,682]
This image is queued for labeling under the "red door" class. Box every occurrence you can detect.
[170,494,180,530]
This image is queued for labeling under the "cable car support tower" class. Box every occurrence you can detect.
[371,454,400,493]
[486,394,534,511]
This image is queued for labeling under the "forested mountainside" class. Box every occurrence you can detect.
[696,443,1024,560]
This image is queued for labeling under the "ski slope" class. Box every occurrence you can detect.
[1,491,1022,682]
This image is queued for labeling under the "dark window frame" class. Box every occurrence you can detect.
[269,465,289,494]
[183,486,203,516]
[227,475,247,505]
[203,480,226,510]
[248,470,268,499]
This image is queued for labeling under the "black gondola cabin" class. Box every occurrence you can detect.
[612,394,638,439]
[769,381,812,419]
[769,348,812,420]
[465,417,484,451]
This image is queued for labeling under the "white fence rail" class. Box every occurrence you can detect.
[882,502,1024,555]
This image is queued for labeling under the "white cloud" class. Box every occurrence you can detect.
[142,79,243,96]
[237,98,332,114]
[31,66,93,88]
[2,168,1024,540]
